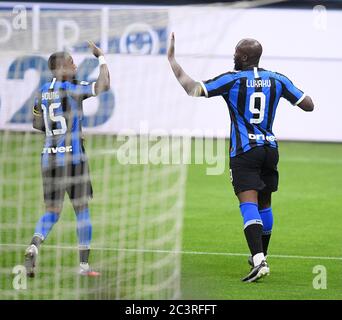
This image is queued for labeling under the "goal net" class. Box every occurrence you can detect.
[0,3,189,300]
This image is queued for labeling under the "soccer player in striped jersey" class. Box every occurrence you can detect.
[25,41,110,277]
[167,33,314,282]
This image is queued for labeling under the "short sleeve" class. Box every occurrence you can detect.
[200,72,236,98]
[69,81,96,100]
[279,75,305,106]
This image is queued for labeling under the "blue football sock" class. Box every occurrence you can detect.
[259,207,273,255]
[76,208,92,250]
[240,202,263,229]
[34,211,60,241]
[259,207,273,235]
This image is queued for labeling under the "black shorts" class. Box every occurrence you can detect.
[229,146,279,195]
[42,161,93,208]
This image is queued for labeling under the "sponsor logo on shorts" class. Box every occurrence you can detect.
[248,133,276,142]
[42,146,73,154]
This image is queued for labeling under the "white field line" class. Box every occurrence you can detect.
[90,149,342,165]
[1,243,341,261]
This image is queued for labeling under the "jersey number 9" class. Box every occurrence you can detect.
[249,92,266,124]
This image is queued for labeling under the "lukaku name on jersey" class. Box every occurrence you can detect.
[246,79,271,88]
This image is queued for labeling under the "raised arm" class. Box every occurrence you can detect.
[167,33,204,97]
[88,41,110,94]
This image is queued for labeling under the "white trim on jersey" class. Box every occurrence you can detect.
[253,67,259,79]
[92,82,96,96]
[294,93,306,106]
[49,78,56,89]
[199,81,208,98]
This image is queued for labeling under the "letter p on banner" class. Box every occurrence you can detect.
[312,265,327,290]
[12,265,27,290]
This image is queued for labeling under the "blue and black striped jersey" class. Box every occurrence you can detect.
[33,78,96,169]
[200,67,305,157]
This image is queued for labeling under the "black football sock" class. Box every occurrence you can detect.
[79,249,90,264]
[240,202,265,266]
[31,235,43,249]
[262,233,271,256]
[244,224,264,257]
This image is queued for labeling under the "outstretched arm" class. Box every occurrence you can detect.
[88,41,110,94]
[297,95,314,112]
[167,33,204,97]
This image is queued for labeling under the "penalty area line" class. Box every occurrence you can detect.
[0,243,342,261]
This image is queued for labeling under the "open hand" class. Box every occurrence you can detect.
[167,32,175,60]
[88,40,104,58]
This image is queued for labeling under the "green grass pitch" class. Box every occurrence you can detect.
[182,141,342,299]
[0,132,341,299]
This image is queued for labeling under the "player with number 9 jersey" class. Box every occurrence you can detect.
[168,35,314,283]
[200,68,305,157]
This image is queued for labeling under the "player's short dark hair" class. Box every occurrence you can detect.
[48,52,70,71]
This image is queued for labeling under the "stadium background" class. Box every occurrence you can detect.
[0,0,341,299]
